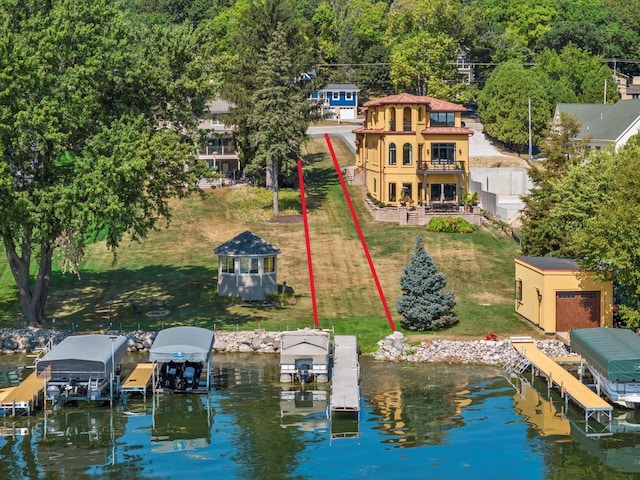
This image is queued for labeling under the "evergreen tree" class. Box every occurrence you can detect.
[396,236,458,331]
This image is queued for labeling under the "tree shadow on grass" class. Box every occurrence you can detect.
[0,265,298,332]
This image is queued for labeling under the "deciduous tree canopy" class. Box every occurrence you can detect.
[0,0,213,325]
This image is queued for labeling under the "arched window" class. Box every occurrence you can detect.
[389,143,397,165]
[389,108,396,131]
[403,144,412,165]
[403,107,412,131]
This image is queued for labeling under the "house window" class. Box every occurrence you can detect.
[515,279,522,302]
[264,256,275,273]
[389,183,397,202]
[389,143,397,165]
[430,112,455,127]
[346,92,353,101]
[418,107,424,123]
[430,183,456,201]
[390,108,396,131]
[401,183,413,200]
[332,92,339,100]
[221,256,235,274]
[403,144,412,165]
[431,143,456,164]
[403,107,412,131]
[240,257,259,274]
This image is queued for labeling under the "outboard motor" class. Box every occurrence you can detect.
[297,364,311,384]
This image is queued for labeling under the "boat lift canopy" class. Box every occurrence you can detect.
[36,334,128,381]
[149,326,215,363]
[149,326,215,392]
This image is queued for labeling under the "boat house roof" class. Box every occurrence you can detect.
[214,231,281,257]
[280,329,331,364]
[149,326,215,363]
[36,334,129,379]
[571,328,640,382]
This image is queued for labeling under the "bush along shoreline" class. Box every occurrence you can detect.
[0,329,574,367]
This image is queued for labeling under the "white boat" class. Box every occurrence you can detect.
[279,329,331,384]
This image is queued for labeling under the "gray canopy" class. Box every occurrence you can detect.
[149,326,215,363]
[279,329,331,365]
[37,334,128,381]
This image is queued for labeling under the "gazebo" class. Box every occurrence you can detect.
[214,231,281,301]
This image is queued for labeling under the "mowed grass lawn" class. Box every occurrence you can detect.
[0,136,542,351]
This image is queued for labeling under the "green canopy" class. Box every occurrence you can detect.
[571,328,640,382]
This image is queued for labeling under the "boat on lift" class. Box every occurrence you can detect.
[279,328,331,384]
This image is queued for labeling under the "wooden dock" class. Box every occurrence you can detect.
[510,337,612,437]
[121,363,154,400]
[0,370,49,416]
[330,335,360,413]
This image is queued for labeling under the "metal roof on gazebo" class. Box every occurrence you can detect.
[214,231,281,257]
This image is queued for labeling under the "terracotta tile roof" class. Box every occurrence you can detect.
[421,127,474,135]
[363,93,466,112]
[352,127,384,134]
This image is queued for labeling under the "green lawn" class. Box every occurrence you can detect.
[0,135,541,351]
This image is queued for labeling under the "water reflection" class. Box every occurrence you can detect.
[151,394,214,453]
[5,354,640,478]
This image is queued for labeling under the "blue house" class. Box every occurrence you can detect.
[310,83,360,120]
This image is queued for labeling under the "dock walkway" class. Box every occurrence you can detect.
[330,335,360,413]
[0,370,48,416]
[510,337,612,437]
[122,363,154,400]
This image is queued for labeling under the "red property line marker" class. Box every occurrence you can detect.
[323,133,396,332]
[297,159,319,328]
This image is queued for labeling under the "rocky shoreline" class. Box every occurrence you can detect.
[0,328,573,367]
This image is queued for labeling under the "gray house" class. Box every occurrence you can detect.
[214,231,281,301]
[555,100,640,151]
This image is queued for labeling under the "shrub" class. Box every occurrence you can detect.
[426,217,476,233]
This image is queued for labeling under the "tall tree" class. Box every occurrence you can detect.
[573,137,640,318]
[0,0,212,325]
[396,236,458,331]
[247,26,310,216]
[519,112,591,256]
[215,0,314,183]
[477,60,551,151]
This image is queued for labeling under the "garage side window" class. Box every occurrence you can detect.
[221,256,235,274]
[515,279,522,301]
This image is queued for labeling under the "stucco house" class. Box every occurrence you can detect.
[214,231,281,301]
[353,93,474,208]
[554,100,640,151]
[514,257,613,334]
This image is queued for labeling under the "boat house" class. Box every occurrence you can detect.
[214,231,281,301]
[37,334,129,404]
[149,326,215,393]
[514,257,613,334]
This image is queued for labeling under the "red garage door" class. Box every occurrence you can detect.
[556,291,600,331]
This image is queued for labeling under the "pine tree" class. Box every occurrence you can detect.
[396,236,458,331]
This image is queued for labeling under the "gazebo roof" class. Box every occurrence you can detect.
[214,231,281,256]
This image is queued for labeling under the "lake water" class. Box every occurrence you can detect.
[2,353,640,479]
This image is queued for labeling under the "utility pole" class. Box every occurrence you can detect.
[528,98,533,161]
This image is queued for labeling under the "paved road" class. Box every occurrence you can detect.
[308,121,508,158]
[307,124,357,153]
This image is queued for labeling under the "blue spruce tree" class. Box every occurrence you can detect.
[396,236,459,331]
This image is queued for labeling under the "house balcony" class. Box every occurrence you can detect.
[416,161,465,173]
[196,145,237,160]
